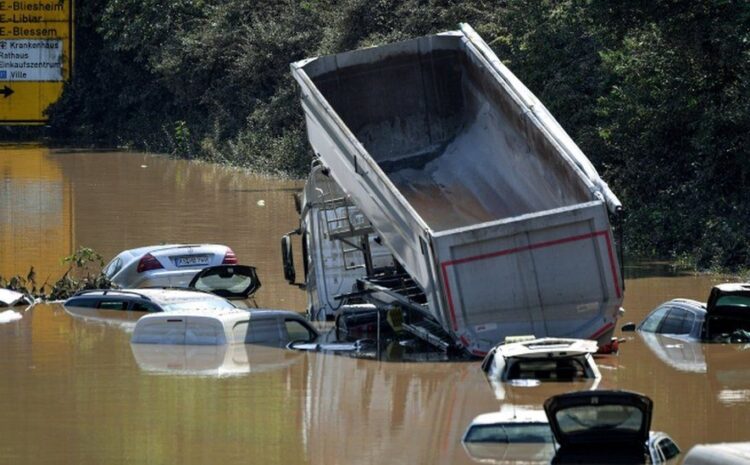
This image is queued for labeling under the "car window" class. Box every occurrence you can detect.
[656,437,680,460]
[659,308,693,334]
[189,265,261,299]
[554,404,643,435]
[679,311,695,333]
[103,258,122,278]
[130,301,161,312]
[715,295,750,308]
[66,298,98,308]
[285,320,316,342]
[97,300,128,310]
[245,318,283,344]
[506,358,588,381]
[640,306,670,332]
[464,423,553,443]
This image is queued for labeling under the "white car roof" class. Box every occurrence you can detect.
[73,288,235,308]
[245,309,306,319]
[120,244,227,257]
[138,307,248,319]
[0,289,29,306]
[470,408,549,426]
[713,283,750,293]
[133,288,224,302]
[683,442,750,465]
[496,338,598,359]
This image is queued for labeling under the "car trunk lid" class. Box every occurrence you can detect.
[705,283,750,339]
[544,390,652,449]
[188,265,261,299]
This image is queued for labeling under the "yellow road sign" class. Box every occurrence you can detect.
[0,0,73,124]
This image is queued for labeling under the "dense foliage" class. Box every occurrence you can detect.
[42,0,750,269]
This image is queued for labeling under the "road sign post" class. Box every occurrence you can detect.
[0,0,73,124]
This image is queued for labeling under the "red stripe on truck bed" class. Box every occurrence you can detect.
[441,230,621,331]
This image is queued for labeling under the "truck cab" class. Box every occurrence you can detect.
[282,161,395,322]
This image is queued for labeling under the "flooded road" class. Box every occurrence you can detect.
[0,145,305,310]
[1,146,748,464]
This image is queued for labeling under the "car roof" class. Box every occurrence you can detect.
[249,309,309,319]
[712,283,750,294]
[470,409,549,426]
[496,338,599,359]
[0,289,30,306]
[683,442,750,465]
[661,298,706,313]
[69,288,230,304]
[138,307,249,319]
[121,244,226,257]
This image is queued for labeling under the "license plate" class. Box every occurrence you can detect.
[174,255,210,267]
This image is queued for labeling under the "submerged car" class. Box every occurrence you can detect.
[462,407,556,464]
[131,308,319,346]
[482,337,601,382]
[103,244,239,288]
[64,288,240,324]
[544,390,680,464]
[0,289,33,307]
[682,442,750,465]
[65,265,261,319]
[623,283,750,342]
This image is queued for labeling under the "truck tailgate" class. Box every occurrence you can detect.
[433,201,621,355]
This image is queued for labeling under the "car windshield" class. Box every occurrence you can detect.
[102,257,122,277]
[507,358,588,381]
[161,299,236,312]
[639,306,668,332]
[464,423,553,443]
[554,404,643,435]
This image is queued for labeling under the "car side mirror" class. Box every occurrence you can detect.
[281,234,296,284]
[620,322,636,332]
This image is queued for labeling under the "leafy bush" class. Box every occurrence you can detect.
[0,248,112,301]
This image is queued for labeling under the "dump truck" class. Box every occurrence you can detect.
[284,24,624,356]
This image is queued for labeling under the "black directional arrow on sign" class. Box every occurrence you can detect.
[0,86,13,98]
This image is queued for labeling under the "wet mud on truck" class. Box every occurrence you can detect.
[283,24,624,356]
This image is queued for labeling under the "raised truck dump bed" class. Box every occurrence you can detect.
[291,24,623,355]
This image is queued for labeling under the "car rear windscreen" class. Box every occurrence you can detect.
[464,423,553,443]
[554,404,643,435]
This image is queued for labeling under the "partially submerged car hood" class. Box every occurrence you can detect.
[544,390,652,448]
[188,265,261,299]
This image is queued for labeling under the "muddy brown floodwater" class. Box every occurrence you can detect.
[1,146,748,464]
